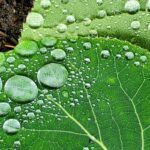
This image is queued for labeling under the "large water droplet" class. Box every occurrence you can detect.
[26,12,44,28]
[37,63,68,88]
[15,40,38,56]
[3,119,21,134]
[4,75,38,103]
[0,102,11,116]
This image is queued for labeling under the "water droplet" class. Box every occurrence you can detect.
[84,58,91,63]
[134,61,140,66]
[27,112,35,120]
[116,54,122,59]
[6,57,15,63]
[14,141,21,148]
[124,0,140,13]
[57,24,67,33]
[131,21,140,30]
[83,147,89,150]
[4,75,38,103]
[96,0,103,5]
[146,0,150,10]
[14,106,21,113]
[3,119,21,134]
[83,18,91,26]
[97,10,107,18]
[37,63,68,88]
[83,42,91,50]
[18,64,26,70]
[15,40,38,56]
[0,77,2,91]
[125,52,134,60]
[0,102,11,116]
[27,12,44,28]
[40,47,47,54]
[51,49,66,60]
[37,100,44,106]
[66,15,75,23]
[123,45,129,51]
[62,91,69,98]
[40,0,51,9]
[85,83,91,89]
[41,37,57,47]
[140,55,147,62]
[101,50,110,58]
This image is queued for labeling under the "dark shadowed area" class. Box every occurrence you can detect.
[0,0,33,51]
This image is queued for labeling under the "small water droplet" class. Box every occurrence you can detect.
[125,52,134,60]
[101,50,110,58]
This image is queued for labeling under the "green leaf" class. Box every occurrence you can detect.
[0,37,150,150]
[0,0,150,150]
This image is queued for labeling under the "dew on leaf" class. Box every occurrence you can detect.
[0,102,11,116]
[83,42,92,50]
[134,61,140,66]
[6,57,15,63]
[51,49,66,60]
[83,18,92,26]
[97,10,107,18]
[148,24,150,30]
[14,106,21,113]
[140,55,147,62]
[123,45,129,51]
[26,12,44,28]
[40,47,47,54]
[18,64,26,70]
[57,24,67,33]
[62,91,69,98]
[125,52,134,60]
[146,0,150,10]
[3,119,21,134]
[0,53,5,66]
[96,0,103,5]
[4,75,38,103]
[131,21,140,30]
[0,66,6,73]
[37,100,44,106]
[41,37,57,47]
[15,40,38,56]
[85,83,91,89]
[84,58,91,63]
[66,15,75,23]
[37,63,68,88]
[14,141,21,148]
[116,54,122,59]
[27,112,35,120]
[124,0,140,13]
[66,47,74,52]
[40,0,51,9]
[101,50,110,58]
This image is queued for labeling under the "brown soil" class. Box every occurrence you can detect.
[0,0,33,51]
